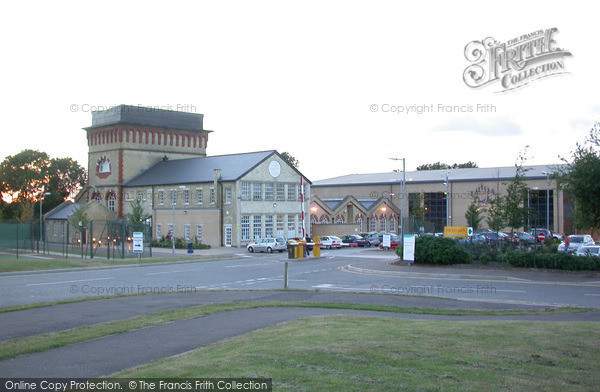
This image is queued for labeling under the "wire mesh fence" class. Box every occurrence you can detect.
[0,219,152,259]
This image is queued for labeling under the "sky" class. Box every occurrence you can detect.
[1,1,598,182]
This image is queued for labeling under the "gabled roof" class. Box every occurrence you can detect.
[45,202,81,220]
[312,164,566,187]
[322,199,344,210]
[357,199,378,210]
[125,150,280,187]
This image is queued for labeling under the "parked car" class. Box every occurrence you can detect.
[576,245,600,257]
[558,235,595,253]
[379,235,401,250]
[319,236,342,249]
[363,233,381,246]
[528,228,561,241]
[512,231,536,244]
[341,235,371,247]
[247,237,287,253]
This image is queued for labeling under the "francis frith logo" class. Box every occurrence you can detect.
[463,28,572,92]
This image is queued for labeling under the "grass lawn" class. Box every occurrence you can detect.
[116,317,600,392]
[0,253,229,272]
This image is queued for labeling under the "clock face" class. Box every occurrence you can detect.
[269,161,281,178]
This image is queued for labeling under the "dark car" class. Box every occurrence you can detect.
[341,235,371,247]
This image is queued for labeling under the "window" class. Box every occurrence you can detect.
[527,189,554,231]
[265,183,274,201]
[225,188,232,204]
[184,225,190,241]
[253,215,262,240]
[390,216,396,233]
[53,222,57,237]
[168,224,174,237]
[196,188,203,204]
[297,214,302,237]
[170,189,176,206]
[381,216,387,232]
[310,214,317,225]
[241,215,250,241]
[241,182,250,200]
[276,215,285,237]
[371,216,377,232]
[252,183,262,200]
[93,192,101,202]
[356,216,363,232]
[320,215,329,224]
[210,188,215,204]
[136,191,143,200]
[276,184,285,201]
[183,189,190,205]
[336,216,344,224]
[107,194,116,212]
[287,184,296,201]
[98,156,111,173]
[265,215,274,237]
[287,215,296,238]
[158,190,164,206]
[196,225,202,242]
[61,222,65,237]
[156,224,162,239]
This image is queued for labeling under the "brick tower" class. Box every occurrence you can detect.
[84,105,211,217]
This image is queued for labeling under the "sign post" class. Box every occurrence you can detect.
[133,232,144,262]
[403,234,415,264]
[537,232,546,242]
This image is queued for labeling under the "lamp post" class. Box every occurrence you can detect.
[389,158,406,241]
[444,169,450,227]
[541,171,550,232]
[39,192,51,254]
[171,185,186,255]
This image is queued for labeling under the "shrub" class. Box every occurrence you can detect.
[396,236,469,265]
[500,250,600,271]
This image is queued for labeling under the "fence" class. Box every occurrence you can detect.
[0,219,152,259]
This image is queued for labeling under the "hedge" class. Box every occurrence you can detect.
[500,250,600,271]
[395,235,469,265]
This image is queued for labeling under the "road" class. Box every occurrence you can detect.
[1,247,600,308]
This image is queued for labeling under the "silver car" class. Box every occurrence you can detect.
[576,245,600,257]
[558,235,595,253]
[247,237,287,253]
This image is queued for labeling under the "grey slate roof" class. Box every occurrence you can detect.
[88,105,205,132]
[313,164,566,187]
[124,151,276,187]
[357,199,378,209]
[45,202,81,220]
[322,199,343,210]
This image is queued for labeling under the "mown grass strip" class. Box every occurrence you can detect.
[0,301,592,362]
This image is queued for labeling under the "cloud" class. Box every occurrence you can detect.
[431,116,524,136]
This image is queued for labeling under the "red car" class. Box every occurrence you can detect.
[379,235,401,250]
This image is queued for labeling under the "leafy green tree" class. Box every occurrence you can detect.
[559,122,600,234]
[416,161,478,171]
[486,194,506,234]
[68,204,90,239]
[410,193,427,231]
[464,198,483,230]
[280,152,299,168]
[45,157,87,212]
[503,147,530,236]
[127,199,147,232]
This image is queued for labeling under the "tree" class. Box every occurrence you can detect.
[416,161,478,171]
[68,203,90,241]
[486,194,506,234]
[559,122,600,234]
[280,152,299,168]
[464,198,483,230]
[410,193,427,229]
[502,147,530,236]
[45,157,87,212]
[127,199,147,232]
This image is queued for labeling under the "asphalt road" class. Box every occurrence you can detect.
[1,247,600,308]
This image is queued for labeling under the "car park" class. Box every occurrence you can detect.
[529,228,561,241]
[341,235,371,247]
[576,245,600,257]
[319,236,342,249]
[247,237,287,253]
[362,233,381,246]
[558,235,595,253]
[512,231,536,244]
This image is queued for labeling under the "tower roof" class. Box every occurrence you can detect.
[86,105,206,132]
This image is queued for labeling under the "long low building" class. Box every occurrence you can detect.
[310,165,571,236]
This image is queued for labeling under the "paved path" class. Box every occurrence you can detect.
[0,290,559,341]
[2,305,599,378]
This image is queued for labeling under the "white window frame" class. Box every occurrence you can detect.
[168,224,174,237]
[170,189,176,206]
[225,188,232,204]
[196,225,203,242]
[241,182,250,201]
[107,194,116,212]
[276,183,285,201]
[265,215,274,237]
[156,224,162,239]
[196,188,203,205]
[253,215,262,240]
[183,189,190,205]
[241,215,250,241]
[264,183,274,201]
[210,187,215,204]
[287,184,296,201]
[184,224,191,241]
[158,190,164,206]
[252,183,262,201]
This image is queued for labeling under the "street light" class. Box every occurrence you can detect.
[39,192,51,254]
[444,169,450,227]
[171,185,186,255]
[389,158,406,241]
[541,171,550,232]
